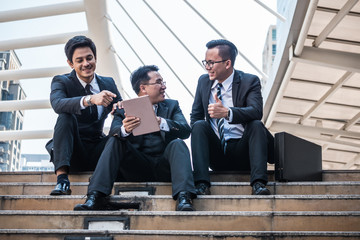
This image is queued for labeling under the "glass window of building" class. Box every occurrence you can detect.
[272,44,276,54]
[272,29,276,40]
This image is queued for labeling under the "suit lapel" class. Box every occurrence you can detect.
[96,74,106,91]
[69,70,87,94]
[156,102,168,141]
[157,102,168,119]
[232,70,242,106]
[204,76,213,120]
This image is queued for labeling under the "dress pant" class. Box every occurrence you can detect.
[191,120,270,185]
[88,136,196,199]
[47,113,108,172]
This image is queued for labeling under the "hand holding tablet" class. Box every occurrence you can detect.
[121,95,160,136]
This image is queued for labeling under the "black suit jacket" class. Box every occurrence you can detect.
[190,70,263,126]
[110,99,191,147]
[50,70,122,138]
[190,70,274,163]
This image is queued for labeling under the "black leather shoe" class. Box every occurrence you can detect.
[252,182,271,195]
[50,182,71,195]
[176,191,195,211]
[74,191,108,211]
[195,183,211,195]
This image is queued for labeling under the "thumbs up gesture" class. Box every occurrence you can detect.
[208,93,229,119]
[214,92,221,103]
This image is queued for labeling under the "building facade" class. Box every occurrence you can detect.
[21,154,53,171]
[262,25,277,87]
[0,50,26,171]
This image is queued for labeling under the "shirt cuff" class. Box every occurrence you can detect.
[80,96,86,109]
[120,125,130,137]
[228,108,233,122]
[159,117,169,132]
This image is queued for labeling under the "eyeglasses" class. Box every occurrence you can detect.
[143,81,166,86]
[202,59,228,68]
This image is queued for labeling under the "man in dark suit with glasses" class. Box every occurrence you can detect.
[74,65,197,211]
[190,39,274,196]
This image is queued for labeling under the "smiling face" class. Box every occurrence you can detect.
[139,71,166,104]
[67,46,96,83]
[204,47,232,83]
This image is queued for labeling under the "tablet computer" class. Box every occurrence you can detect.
[121,95,160,136]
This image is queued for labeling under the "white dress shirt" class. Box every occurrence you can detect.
[209,70,244,140]
[77,73,103,119]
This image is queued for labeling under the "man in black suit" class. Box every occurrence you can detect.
[190,39,274,195]
[46,35,121,195]
[74,65,197,211]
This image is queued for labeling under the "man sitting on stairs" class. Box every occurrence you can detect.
[190,39,274,196]
[46,35,122,196]
[74,65,197,211]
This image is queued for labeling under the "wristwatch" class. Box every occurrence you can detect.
[85,95,93,106]
[226,108,230,120]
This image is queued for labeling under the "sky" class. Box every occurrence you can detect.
[0,0,277,155]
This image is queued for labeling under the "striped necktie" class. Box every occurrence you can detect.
[85,84,98,120]
[216,83,227,153]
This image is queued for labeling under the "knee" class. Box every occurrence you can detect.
[245,120,267,137]
[56,113,76,125]
[103,136,120,151]
[192,120,210,134]
[55,113,77,130]
[168,139,186,148]
[167,139,189,155]
[246,120,264,130]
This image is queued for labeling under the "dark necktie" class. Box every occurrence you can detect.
[216,83,227,153]
[85,84,98,120]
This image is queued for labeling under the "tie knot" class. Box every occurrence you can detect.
[85,84,92,95]
[217,83,223,88]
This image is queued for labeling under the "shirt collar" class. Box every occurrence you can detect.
[153,104,158,113]
[77,73,97,88]
[211,70,235,91]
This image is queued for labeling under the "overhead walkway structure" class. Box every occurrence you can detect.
[0,0,359,170]
[1,1,360,239]
[263,0,360,170]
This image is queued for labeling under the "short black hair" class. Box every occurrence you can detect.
[131,65,159,94]
[206,39,238,67]
[64,35,97,63]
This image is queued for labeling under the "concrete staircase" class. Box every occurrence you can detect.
[0,170,360,239]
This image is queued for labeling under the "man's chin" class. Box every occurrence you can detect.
[158,95,165,102]
[208,74,216,80]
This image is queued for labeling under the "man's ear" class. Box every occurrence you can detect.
[225,59,232,70]
[67,60,74,69]
[139,84,147,95]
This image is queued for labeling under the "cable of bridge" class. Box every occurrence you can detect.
[183,0,268,80]
[105,14,145,66]
[115,0,194,99]
[106,15,171,99]
[142,0,203,69]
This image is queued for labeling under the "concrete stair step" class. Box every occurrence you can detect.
[1,181,360,196]
[1,229,360,240]
[0,210,359,232]
[1,170,360,182]
[1,195,360,211]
